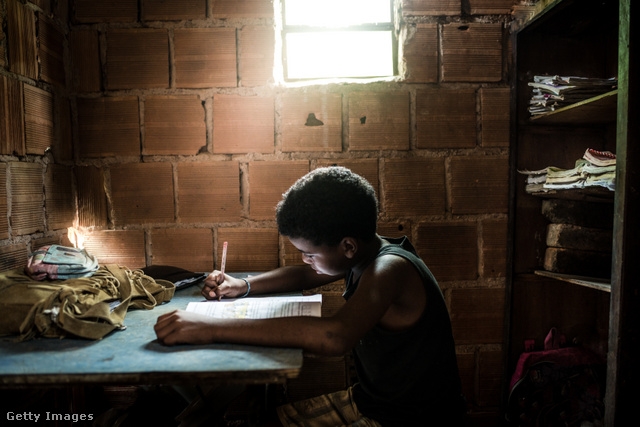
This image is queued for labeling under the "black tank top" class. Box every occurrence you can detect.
[344,236,464,426]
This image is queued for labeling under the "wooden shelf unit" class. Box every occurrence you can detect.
[506,0,639,424]
[534,270,611,292]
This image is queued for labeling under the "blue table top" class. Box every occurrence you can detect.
[0,285,303,386]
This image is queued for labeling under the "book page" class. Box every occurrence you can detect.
[186,295,322,319]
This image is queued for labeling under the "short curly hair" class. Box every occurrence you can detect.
[276,166,378,246]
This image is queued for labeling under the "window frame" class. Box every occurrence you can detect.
[280,0,398,82]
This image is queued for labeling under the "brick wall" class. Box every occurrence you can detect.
[0,0,516,421]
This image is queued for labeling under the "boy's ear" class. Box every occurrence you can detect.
[341,237,358,259]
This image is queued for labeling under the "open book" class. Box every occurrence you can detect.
[186,294,322,319]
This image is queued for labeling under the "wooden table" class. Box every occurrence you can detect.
[0,285,303,387]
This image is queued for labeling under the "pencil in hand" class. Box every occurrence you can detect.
[217,241,228,301]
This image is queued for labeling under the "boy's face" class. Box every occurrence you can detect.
[288,237,350,276]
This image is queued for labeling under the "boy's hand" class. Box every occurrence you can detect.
[154,310,217,346]
[202,272,249,300]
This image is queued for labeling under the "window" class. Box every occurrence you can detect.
[281,0,396,81]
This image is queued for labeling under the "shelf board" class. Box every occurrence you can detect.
[530,90,618,125]
[529,186,615,202]
[534,270,611,292]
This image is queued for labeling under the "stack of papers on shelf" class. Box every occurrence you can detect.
[519,148,616,193]
[528,75,617,116]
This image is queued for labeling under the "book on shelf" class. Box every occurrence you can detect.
[186,294,322,319]
[528,75,617,116]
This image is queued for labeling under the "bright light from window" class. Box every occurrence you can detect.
[281,0,395,81]
[286,32,393,79]
[285,0,391,27]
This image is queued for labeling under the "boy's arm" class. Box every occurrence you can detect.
[203,264,342,300]
[156,255,420,356]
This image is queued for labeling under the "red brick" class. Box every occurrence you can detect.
[24,84,54,155]
[77,96,140,157]
[74,0,138,23]
[144,96,206,155]
[377,221,412,239]
[281,93,342,153]
[151,228,213,272]
[450,287,505,344]
[481,218,508,278]
[217,228,279,272]
[83,230,146,269]
[45,165,75,231]
[402,24,438,83]
[0,243,28,272]
[470,0,515,15]
[211,0,274,18]
[240,26,275,87]
[106,29,169,89]
[110,163,174,226]
[69,30,101,93]
[33,236,67,251]
[249,161,309,220]
[480,87,510,147]
[142,0,206,20]
[7,0,37,79]
[0,76,25,155]
[38,16,65,87]
[315,159,379,196]
[403,0,460,15]
[174,28,237,88]
[349,92,410,151]
[213,95,274,154]
[416,221,478,281]
[0,164,7,239]
[10,162,44,236]
[477,350,504,407]
[55,97,73,162]
[177,162,242,223]
[442,23,503,82]
[416,88,476,149]
[383,158,446,217]
[450,156,509,214]
[76,166,108,228]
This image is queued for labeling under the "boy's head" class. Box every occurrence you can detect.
[276,166,378,247]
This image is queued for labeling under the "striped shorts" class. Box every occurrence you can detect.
[277,387,382,427]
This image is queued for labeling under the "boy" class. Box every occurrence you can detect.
[154,166,465,426]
